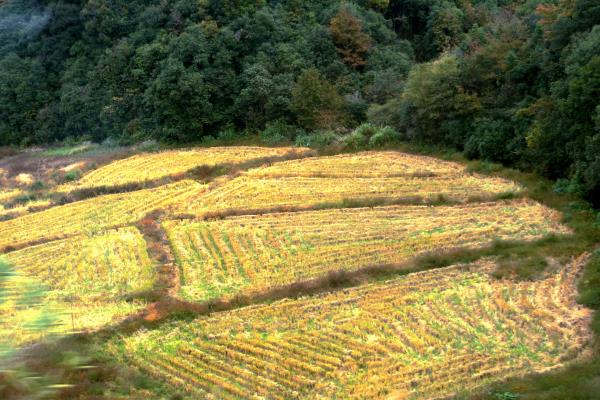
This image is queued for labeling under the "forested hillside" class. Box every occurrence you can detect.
[0,0,599,205]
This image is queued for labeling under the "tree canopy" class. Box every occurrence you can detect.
[0,0,599,205]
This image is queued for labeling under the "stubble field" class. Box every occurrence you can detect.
[0,147,593,400]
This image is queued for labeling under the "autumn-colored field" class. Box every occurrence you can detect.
[0,180,205,250]
[57,146,311,192]
[0,147,592,399]
[165,199,568,302]
[0,188,22,204]
[174,174,522,216]
[1,227,154,345]
[171,153,523,216]
[108,255,591,399]
[246,151,465,177]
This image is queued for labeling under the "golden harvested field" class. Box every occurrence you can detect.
[174,174,522,215]
[0,188,22,205]
[1,227,154,344]
[4,227,154,298]
[0,180,205,250]
[170,151,523,216]
[0,147,593,399]
[109,256,591,400]
[165,199,569,302]
[247,151,465,177]
[0,199,53,219]
[57,146,311,192]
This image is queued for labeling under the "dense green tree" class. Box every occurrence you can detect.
[291,68,345,130]
[0,0,410,144]
[0,0,599,206]
[426,2,464,54]
[0,54,48,145]
[400,54,480,144]
[234,64,274,128]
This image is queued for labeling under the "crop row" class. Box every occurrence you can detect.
[247,151,465,178]
[113,255,591,399]
[58,146,311,192]
[1,227,154,345]
[0,199,53,220]
[0,180,205,250]
[0,188,22,203]
[173,174,523,216]
[164,199,569,302]
[4,227,155,300]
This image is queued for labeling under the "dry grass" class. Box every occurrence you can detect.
[0,180,205,251]
[165,199,569,302]
[108,255,591,399]
[57,146,311,193]
[1,227,155,345]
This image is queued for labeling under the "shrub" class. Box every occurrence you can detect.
[295,131,340,148]
[464,118,513,163]
[344,93,369,126]
[343,127,369,149]
[354,123,378,139]
[291,68,345,130]
[216,127,238,142]
[261,121,302,145]
[553,178,582,195]
[368,126,400,147]
[342,124,400,149]
[30,181,45,191]
[63,170,80,182]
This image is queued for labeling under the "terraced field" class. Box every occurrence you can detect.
[0,199,53,220]
[171,152,522,216]
[0,148,593,399]
[246,152,464,177]
[0,180,205,250]
[175,174,522,216]
[109,256,591,399]
[58,146,311,192]
[1,227,154,344]
[165,200,569,302]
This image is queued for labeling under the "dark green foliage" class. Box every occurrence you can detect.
[464,118,518,164]
[341,123,399,149]
[260,120,303,145]
[370,0,600,206]
[368,125,399,147]
[0,53,49,145]
[343,123,376,149]
[291,68,345,130]
[0,0,413,145]
[395,54,481,144]
[0,0,598,206]
[295,130,340,147]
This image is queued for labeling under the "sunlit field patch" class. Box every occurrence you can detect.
[0,188,22,204]
[57,146,311,192]
[0,199,52,220]
[247,151,465,178]
[0,180,205,250]
[172,152,522,216]
[165,199,569,302]
[175,174,522,216]
[0,147,592,399]
[109,255,591,399]
[1,227,154,345]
